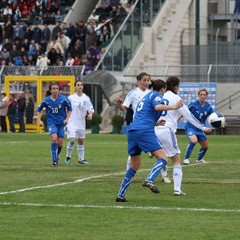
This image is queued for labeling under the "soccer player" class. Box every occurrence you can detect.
[36,82,72,167]
[115,72,171,184]
[183,88,214,165]
[151,76,212,196]
[64,80,94,165]
[116,79,183,202]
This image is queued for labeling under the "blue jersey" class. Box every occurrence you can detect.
[185,100,214,131]
[129,91,164,131]
[37,94,72,126]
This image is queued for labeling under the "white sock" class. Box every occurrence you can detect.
[161,167,168,178]
[173,165,183,192]
[77,144,84,161]
[66,142,74,158]
[126,155,131,170]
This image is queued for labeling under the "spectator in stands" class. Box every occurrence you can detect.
[13,22,24,41]
[25,97,34,124]
[13,5,22,23]
[0,92,8,133]
[17,92,26,133]
[22,54,29,66]
[7,93,17,133]
[47,47,61,66]
[55,10,64,24]
[65,54,74,66]
[4,20,13,42]
[82,54,94,74]
[87,43,101,67]
[47,38,63,58]
[0,24,3,45]
[36,51,49,68]
[57,32,71,63]
[3,38,12,51]
[49,1,60,14]
[29,39,40,53]
[72,55,81,66]
[78,20,87,52]
[86,27,98,49]
[51,21,62,40]
[42,24,51,42]
[10,44,20,59]
[61,22,69,36]
[13,54,23,66]
[21,38,30,51]
[32,24,42,44]
[21,5,31,24]
[23,26,33,42]
[39,38,47,54]
[69,38,84,58]
[1,47,10,62]
[3,4,13,22]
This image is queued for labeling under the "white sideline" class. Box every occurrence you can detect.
[0,163,206,195]
[0,202,239,213]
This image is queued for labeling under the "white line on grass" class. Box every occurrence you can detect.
[0,202,239,213]
[0,162,209,195]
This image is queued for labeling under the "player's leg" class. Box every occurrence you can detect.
[183,128,198,165]
[126,155,131,170]
[57,125,66,161]
[50,132,59,166]
[171,153,186,196]
[77,129,88,164]
[196,134,208,163]
[65,129,77,164]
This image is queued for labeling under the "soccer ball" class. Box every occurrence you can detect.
[208,112,225,128]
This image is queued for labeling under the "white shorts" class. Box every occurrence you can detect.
[154,127,181,158]
[67,128,85,139]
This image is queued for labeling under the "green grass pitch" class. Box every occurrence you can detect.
[0,133,239,240]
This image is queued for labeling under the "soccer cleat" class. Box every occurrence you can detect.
[78,160,88,164]
[64,157,71,164]
[162,176,171,184]
[142,181,160,193]
[174,190,186,196]
[116,197,128,202]
[183,159,190,165]
[52,162,58,167]
[196,159,207,163]
[148,152,154,158]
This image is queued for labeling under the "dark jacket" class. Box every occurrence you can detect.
[7,99,17,115]
[17,97,26,112]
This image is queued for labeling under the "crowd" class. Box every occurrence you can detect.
[0,0,134,75]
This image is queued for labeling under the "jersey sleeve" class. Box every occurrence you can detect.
[179,104,205,131]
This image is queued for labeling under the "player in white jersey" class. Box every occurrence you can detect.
[115,72,171,184]
[151,76,212,195]
[64,80,94,164]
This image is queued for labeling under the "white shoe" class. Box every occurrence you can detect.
[174,190,186,196]
[162,176,171,184]
[196,159,207,163]
[183,159,190,165]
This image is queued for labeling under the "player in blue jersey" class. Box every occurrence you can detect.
[182,89,214,165]
[116,79,183,202]
[36,82,72,167]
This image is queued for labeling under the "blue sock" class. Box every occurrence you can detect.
[51,143,58,162]
[184,142,195,159]
[197,147,208,160]
[146,158,167,182]
[117,168,136,199]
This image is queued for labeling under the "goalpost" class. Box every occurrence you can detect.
[4,75,75,133]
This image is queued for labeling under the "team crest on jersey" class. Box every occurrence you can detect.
[59,104,61,109]
[154,96,162,102]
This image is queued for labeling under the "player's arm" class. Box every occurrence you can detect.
[115,96,127,111]
[36,111,44,126]
[86,111,94,120]
[155,100,183,111]
[63,109,72,125]
[180,105,212,133]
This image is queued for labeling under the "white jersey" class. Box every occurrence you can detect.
[157,90,205,133]
[67,93,94,130]
[123,87,151,113]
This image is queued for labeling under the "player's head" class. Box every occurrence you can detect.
[166,76,180,94]
[152,79,166,94]
[46,82,59,97]
[198,88,208,102]
[136,72,150,90]
[74,80,83,92]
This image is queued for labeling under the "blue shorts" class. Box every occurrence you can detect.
[185,127,207,142]
[127,129,163,156]
[48,124,65,138]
